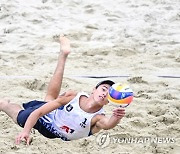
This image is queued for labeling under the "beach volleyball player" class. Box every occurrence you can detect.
[0,36,125,145]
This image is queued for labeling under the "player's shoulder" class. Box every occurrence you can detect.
[60,90,78,97]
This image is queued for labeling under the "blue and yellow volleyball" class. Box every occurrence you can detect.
[108,83,133,107]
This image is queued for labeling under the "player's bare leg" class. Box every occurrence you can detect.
[0,99,22,123]
[45,35,71,102]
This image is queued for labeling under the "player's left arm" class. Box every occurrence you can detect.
[91,108,125,133]
[15,91,76,145]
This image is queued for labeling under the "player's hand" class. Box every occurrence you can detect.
[15,131,31,145]
[112,107,125,119]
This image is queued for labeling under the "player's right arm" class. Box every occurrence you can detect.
[15,90,77,145]
[91,108,125,134]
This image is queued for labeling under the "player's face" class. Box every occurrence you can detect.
[93,84,111,105]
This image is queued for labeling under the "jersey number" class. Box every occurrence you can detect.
[66,104,73,112]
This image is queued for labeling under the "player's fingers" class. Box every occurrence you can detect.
[15,136,19,144]
[113,109,125,114]
[15,135,22,145]
[113,111,125,117]
[26,137,30,145]
[113,108,125,112]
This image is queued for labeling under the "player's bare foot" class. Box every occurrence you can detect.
[59,35,71,56]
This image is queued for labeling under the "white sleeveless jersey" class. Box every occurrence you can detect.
[39,92,104,141]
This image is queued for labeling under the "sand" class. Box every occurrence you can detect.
[0,0,180,153]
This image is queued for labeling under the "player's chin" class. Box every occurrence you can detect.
[99,100,109,106]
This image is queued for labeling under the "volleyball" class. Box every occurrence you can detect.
[108,83,133,107]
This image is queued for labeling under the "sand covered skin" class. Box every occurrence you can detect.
[0,0,180,153]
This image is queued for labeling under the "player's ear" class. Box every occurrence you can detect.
[91,87,96,94]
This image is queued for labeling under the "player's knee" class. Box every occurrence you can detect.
[65,90,76,96]
[0,99,10,108]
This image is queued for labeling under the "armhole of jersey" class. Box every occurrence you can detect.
[88,130,93,136]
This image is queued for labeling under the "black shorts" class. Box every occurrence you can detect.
[17,100,58,139]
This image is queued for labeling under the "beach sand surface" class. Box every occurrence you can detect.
[0,0,180,153]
